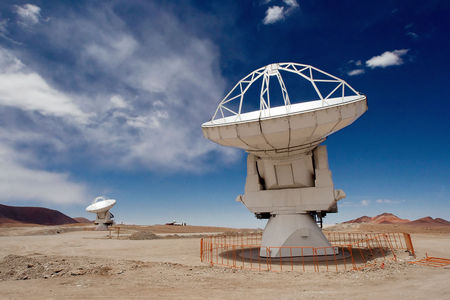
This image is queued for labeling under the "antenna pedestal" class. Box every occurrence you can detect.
[260,213,337,257]
[95,223,109,231]
[94,211,114,231]
[236,147,345,258]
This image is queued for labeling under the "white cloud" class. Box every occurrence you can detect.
[0,19,21,45]
[375,199,403,204]
[263,0,299,25]
[124,112,168,129]
[342,198,405,207]
[348,69,365,76]
[0,5,237,175]
[263,6,285,24]
[110,95,128,109]
[15,4,41,25]
[376,199,391,204]
[0,144,88,204]
[283,0,299,8]
[406,32,419,39]
[341,199,371,207]
[0,19,8,34]
[84,34,138,68]
[0,48,89,122]
[366,49,409,68]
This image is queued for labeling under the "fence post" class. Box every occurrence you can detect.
[200,238,203,262]
[210,242,213,265]
[348,245,356,270]
[266,247,271,271]
[403,233,415,257]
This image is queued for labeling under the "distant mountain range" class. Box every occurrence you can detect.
[344,213,450,225]
[1,204,448,227]
[0,204,91,225]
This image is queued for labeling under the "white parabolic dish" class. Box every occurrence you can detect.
[202,62,367,156]
[86,198,116,213]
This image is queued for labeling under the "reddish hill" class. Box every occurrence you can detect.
[0,217,21,224]
[344,213,409,224]
[344,213,450,226]
[409,216,450,225]
[73,217,93,223]
[435,218,450,225]
[371,213,410,224]
[344,216,372,223]
[0,204,78,225]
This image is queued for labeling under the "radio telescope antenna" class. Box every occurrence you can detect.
[85,196,117,231]
[202,62,367,257]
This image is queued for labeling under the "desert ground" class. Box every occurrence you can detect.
[0,223,449,299]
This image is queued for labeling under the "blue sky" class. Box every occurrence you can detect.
[0,0,448,227]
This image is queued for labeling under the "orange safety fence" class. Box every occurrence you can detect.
[108,226,121,239]
[200,231,415,272]
[409,254,450,267]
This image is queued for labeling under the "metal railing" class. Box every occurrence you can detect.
[409,254,450,267]
[108,226,121,239]
[200,231,415,272]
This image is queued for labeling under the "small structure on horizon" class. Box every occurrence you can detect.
[165,220,186,226]
[85,196,116,231]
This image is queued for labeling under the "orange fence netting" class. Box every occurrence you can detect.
[200,231,416,272]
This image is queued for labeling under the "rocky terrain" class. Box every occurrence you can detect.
[0,223,448,299]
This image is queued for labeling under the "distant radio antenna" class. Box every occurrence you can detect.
[85,196,117,231]
[202,62,367,257]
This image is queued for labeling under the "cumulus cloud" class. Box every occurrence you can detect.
[263,6,285,24]
[263,0,298,25]
[0,144,88,204]
[15,4,41,25]
[366,49,409,68]
[347,69,365,76]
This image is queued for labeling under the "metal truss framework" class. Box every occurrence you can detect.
[212,62,360,121]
